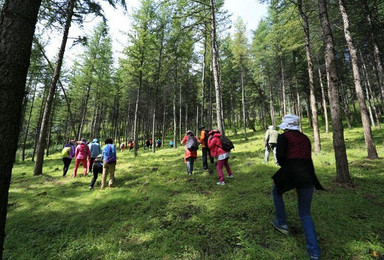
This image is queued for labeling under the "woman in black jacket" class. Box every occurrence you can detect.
[272,114,324,260]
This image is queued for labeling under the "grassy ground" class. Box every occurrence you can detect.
[5,125,384,259]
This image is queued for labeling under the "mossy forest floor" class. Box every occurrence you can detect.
[5,125,384,259]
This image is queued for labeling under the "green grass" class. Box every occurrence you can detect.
[5,125,384,259]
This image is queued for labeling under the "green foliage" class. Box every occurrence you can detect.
[6,125,384,259]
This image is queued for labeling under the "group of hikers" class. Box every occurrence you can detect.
[180,114,323,260]
[60,114,323,259]
[180,125,233,186]
[61,138,117,189]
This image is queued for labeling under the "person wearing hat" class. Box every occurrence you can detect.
[264,125,279,165]
[88,138,102,173]
[198,125,214,170]
[181,130,199,176]
[272,114,324,260]
[73,138,91,177]
[208,129,234,185]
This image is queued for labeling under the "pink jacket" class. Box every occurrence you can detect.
[208,133,226,157]
[75,143,90,160]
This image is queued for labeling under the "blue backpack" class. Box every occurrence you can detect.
[105,145,116,164]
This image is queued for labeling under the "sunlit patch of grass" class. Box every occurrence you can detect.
[5,125,384,259]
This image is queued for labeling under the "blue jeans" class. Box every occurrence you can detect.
[273,185,321,258]
[186,157,195,174]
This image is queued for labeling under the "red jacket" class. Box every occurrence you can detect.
[75,143,90,160]
[181,135,198,161]
[208,133,226,157]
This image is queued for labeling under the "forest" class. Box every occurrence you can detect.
[1,0,384,258]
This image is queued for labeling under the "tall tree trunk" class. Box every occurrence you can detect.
[133,84,141,157]
[162,102,167,148]
[77,83,92,140]
[318,0,351,184]
[34,0,75,176]
[0,0,42,256]
[339,0,378,159]
[363,0,384,108]
[240,62,247,140]
[230,82,237,135]
[46,109,54,157]
[280,57,287,116]
[173,67,178,148]
[266,64,276,125]
[34,39,77,137]
[298,0,321,153]
[22,83,37,161]
[360,51,381,128]
[317,58,329,133]
[209,0,224,134]
[201,26,207,125]
[340,82,352,128]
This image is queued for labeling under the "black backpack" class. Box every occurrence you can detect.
[219,135,234,152]
[187,135,199,151]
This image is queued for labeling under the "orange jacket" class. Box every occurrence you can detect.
[199,130,207,148]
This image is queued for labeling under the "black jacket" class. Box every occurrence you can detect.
[272,131,325,195]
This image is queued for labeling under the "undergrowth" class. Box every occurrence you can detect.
[5,125,384,259]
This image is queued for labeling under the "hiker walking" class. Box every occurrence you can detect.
[156,138,162,148]
[198,125,214,170]
[73,138,90,177]
[180,130,199,176]
[272,114,324,260]
[89,154,103,190]
[128,139,134,151]
[120,142,125,152]
[264,125,279,165]
[88,138,101,173]
[208,130,234,185]
[62,140,76,177]
[101,138,117,189]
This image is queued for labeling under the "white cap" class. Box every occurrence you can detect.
[278,114,300,130]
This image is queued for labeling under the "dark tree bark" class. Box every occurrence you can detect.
[0,0,42,256]
[338,0,378,159]
[318,0,351,184]
[34,0,76,176]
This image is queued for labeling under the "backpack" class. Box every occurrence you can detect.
[219,135,234,152]
[187,135,199,151]
[62,147,71,158]
[105,145,116,164]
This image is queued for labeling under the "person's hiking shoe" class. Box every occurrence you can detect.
[188,172,192,176]
[89,186,93,190]
[272,220,290,235]
[227,175,234,179]
[216,181,225,186]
